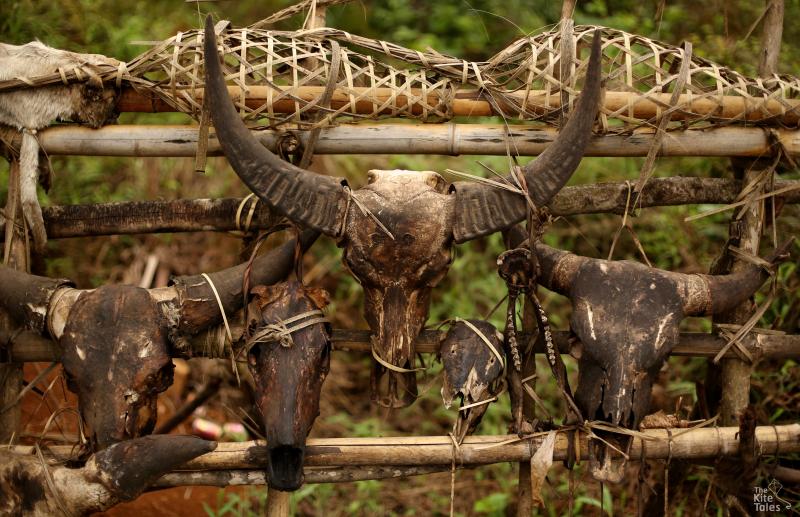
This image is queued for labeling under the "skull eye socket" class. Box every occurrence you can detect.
[147,362,175,395]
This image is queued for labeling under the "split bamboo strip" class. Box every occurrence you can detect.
[4,329,799,363]
[117,86,800,126]
[6,124,799,158]
[13,424,800,469]
[1,178,797,239]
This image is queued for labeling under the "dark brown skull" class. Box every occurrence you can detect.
[534,240,791,481]
[203,16,603,408]
[342,170,454,407]
[440,319,504,443]
[61,285,174,450]
[245,280,331,491]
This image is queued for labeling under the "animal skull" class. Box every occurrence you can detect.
[204,17,603,407]
[533,239,791,481]
[244,280,331,491]
[0,231,318,449]
[439,319,504,443]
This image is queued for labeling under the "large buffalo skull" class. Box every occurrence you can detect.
[244,279,331,491]
[0,231,318,449]
[204,17,603,407]
[533,239,791,481]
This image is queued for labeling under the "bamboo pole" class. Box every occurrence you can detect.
[4,328,799,364]
[15,424,800,470]
[7,123,799,158]
[266,489,289,517]
[1,178,797,240]
[115,86,800,126]
[153,466,449,488]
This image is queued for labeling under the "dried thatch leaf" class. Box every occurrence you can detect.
[530,431,557,508]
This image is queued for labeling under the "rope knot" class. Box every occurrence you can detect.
[246,309,328,351]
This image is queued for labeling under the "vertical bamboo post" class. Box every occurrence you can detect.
[0,161,29,443]
[266,490,290,517]
[265,4,329,515]
[714,0,783,426]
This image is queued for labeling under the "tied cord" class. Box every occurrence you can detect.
[371,340,425,373]
[246,309,328,350]
[201,272,240,385]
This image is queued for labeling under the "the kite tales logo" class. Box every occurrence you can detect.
[753,479,792,513]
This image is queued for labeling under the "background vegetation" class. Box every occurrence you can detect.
[2,0,799,515]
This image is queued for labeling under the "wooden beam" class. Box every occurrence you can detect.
[115,86,800,126]
[1,178,796,239]
[4,328,800,363]
[8,123,799,158]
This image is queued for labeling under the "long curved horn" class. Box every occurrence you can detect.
[171,229,320,334]
[203,16,347,236]
[453,30,603,242]
[0,266,73,333]
[679,239,793,316]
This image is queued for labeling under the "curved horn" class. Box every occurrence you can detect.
[203,16,347,236]
[93,435,216,502]
[171,229,320,334]
[679,239,793,316]
[532,242,589,296]
[0,266,73,333]
[453,30,603,242]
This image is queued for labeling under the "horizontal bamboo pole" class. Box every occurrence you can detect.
[152,466,448,488]
[117,86,800,125]
[16,424,800,470]
[4,328,799,363]
[9,124,799,157]
[2,178,797,239]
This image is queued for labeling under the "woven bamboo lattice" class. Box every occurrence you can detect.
[2,23,800,131]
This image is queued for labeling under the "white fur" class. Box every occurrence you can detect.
[0,41,119,251]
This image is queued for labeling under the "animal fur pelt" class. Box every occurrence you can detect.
[0,41,119,252]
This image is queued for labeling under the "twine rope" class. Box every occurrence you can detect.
[246,309,328,350]
[201,273,240,384]
[234,193,259,233]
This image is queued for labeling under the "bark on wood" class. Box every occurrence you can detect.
[0,161,27,443]
[20,424,799,469]
[1,178,797,240]
[5,328,800,363]
[8,123,799,158]
[758,0,784,77]
[38,198,282,238]
[114,86,800,126]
